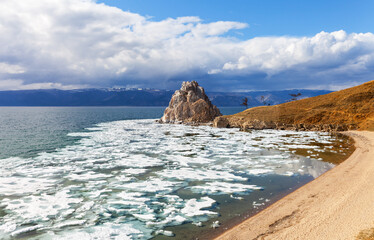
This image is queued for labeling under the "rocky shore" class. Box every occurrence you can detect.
[214,116,358,132]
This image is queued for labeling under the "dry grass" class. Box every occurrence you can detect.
[224,80,374,131]
[357,228,374,240]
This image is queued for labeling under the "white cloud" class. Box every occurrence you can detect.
[0,0,374,91]
[221,31,374,74]
[0,79,88,90]
[0,63,25,74]
[190,21,248,37]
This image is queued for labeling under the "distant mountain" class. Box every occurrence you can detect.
[0,88,331,107]
[207,89,332,107]
[0,89,174,106]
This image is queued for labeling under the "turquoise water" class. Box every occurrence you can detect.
[0,107,244,159]
[0,107,349,239]
[0,107,165,159]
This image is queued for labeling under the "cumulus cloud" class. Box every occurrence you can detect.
[0,79,88,91]
[0,0,374,91]
[0,63,25,74]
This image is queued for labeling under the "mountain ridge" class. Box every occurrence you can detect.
[0,88,331,107]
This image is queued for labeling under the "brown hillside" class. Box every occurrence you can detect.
[214,80,374,131]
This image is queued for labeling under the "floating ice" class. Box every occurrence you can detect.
[158,168,247,181]
[181,197,217,217]
[192,221,203,227]
[54,220,86,229]
[0,222,16,234]
[211,221,220,228]
[69,171,112,181]
[247,169,274,175]
[190,182,262,195]
[3,188,82,222]
[123,168,148,175]
[53,223,151,240]
[0,119,338,239]
[155,230,174,237]
[0,177,56,196]
[120,178,186,193]
[11,225,43,237]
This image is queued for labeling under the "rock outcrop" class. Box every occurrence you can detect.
[159,81,221,124]
[213,80,374,132]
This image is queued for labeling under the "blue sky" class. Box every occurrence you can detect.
[0,0,374,91]
[99,0,374,38]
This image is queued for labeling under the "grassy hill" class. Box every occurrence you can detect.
[214,80,374,131]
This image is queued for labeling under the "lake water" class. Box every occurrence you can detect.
[0,107,352,239]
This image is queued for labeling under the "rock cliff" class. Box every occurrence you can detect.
[159,81,221,124]
[214,80,374,132]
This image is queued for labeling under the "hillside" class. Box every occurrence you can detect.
[214,80,374,131]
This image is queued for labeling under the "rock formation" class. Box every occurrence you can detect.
[213,80,374,132]
[159,81,221,124]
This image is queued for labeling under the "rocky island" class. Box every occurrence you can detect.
[158,81,221,124]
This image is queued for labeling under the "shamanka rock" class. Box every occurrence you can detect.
[159,81,221,124]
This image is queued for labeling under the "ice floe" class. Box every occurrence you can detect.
[0,119,340,239]
[190,182,262,195]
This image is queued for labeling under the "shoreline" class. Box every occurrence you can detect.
[215,131,374,240]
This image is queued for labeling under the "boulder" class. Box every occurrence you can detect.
[213,116,230,128]
[159,81,221,124]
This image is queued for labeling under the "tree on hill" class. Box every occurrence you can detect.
[289,92,302,101]
[260,96,270,106]
[260,95,272,106]
[260,95,266,105]
[241,97,248,108]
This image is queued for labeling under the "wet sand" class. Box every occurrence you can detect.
[215,131,374,240]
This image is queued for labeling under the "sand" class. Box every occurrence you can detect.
[215,131,374,240]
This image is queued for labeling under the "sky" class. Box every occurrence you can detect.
[99,0,373,38]
[1,0,374,91]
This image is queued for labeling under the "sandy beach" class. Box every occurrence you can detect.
[216,131,374,240]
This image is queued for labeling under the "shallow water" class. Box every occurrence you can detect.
[0,108,353,239]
